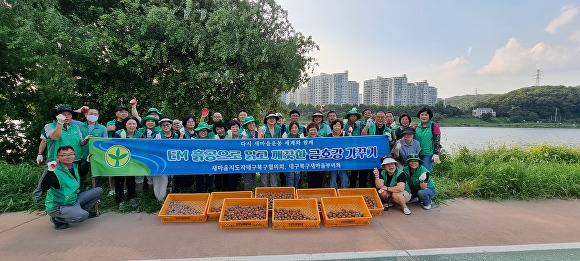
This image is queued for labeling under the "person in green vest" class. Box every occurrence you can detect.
[311,111,331,137]
[79,108,108,188]
[414,107,442,171]
[373,157,412,215]
[140,115,160,139]
[403,153,436,210]
[259,111,282,187]
[194,122,214,193]
[40,145,103,230]
[240,116,260,190]
[113,117,143,208]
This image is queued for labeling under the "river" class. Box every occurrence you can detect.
[440,127,580,153]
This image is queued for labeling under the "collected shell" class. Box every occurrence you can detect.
[274,208,312,220]
[166,201,200,215]
[326,208,364,219]
[223,205,267,221]
[363,195,378,209]
[256,192,294,208]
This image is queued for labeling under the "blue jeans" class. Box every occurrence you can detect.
[285,172,301,189]
[330,170,348,189]
[417,188,436,206]
[420,154,433,171]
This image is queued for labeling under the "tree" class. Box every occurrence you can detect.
[480,112,493,122]
[1,0,318,163]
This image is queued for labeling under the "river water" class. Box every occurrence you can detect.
[440,127,580,153]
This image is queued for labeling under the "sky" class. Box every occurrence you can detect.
[276,0,580,98]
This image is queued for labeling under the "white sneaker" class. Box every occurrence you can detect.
[403,207,411,215]
[409,197,419,203]
[423,204,432,210]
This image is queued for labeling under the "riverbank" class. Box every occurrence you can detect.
[438,117,578,128]
[1,145,579,214]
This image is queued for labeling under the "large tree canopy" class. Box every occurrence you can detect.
[0,0,318,163]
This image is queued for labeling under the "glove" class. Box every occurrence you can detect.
[432,154,441,164]
[419,172,427,182]
[390,122,397,129]
[47,161,57,171]
[179,126,185,134]
[84,135,93,141]
[129,96,137,106]
[348,126,353,135]
[120,130,126,139]
[36,154,43,165]
[56,114,66,124]
[385,132,392,141]
[366,118,373,126]
[86,154,92,163]
[75,106,89,113]
[146,129,152,138]
[395,141,402,150]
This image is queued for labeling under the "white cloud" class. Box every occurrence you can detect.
[545,6,579,33]
[478,38,530,74]
[570,30,580,43]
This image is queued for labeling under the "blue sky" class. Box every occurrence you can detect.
[276,0,580,98]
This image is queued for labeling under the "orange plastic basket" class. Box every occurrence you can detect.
[296,188,337,212]
[255,187,296,210]
[320,196,372,227]
[207,191,253,220]
[272,199,320,229]
[219,198,269,229]
[337,188,384,215]
[158,193,209,223]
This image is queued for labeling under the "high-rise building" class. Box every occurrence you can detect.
[362,75,437,106]
[286,71,359,105]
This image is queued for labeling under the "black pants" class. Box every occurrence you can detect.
[223,174,240,191]
[196,175,214,193]
[349,170,371,188]
[173,175,195,191]
[115,176,136,204]
[307,171,324,188]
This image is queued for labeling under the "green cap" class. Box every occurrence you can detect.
[344,108,361,120]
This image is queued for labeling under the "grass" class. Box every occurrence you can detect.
[1,144,579,213]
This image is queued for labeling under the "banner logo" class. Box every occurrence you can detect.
[105,145,131,168]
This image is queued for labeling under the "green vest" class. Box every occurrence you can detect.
[79,122,107,158]
[368,123,392,136]
[159,131,179,139]
[415,121,435,155]
[139,127,159,139]
[45,163,80,211]
[115,129,145,139]
[380,168,410,192]
[46,122,83,162]
[403,165,436,193]
[264,125,282,138]
[344,122,362,136]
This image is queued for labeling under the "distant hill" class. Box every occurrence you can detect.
[444,94,500,111]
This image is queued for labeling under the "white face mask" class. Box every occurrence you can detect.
[87,115,99,123]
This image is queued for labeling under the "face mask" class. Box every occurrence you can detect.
[87,115,99,122]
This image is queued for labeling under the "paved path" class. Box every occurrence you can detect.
[1,199,579,261]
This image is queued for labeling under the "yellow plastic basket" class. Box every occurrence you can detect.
[219,198,269,229]
[272,199,320,229]
[337,188,384,215]
[320,196,372,227]
[207,191,253,220]
[255,187,296,210]
[158,193,209,223]
[296,188,337,212]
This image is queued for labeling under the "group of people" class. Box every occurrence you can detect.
[34,99,442,229]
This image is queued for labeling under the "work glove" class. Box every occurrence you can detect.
[395,141,402,150]
[146,129,152,138]
[120,130,126,139]
[390,122,397,129]
[36,154,44,165]
[47,161,57,172]
[432,154,441,164]
[75,106,89,113]
[348,126,353,136]
[385,132,392,141]
[366,118,373,126]
[419,172,427,182]
[129,97,137,106]
[56,114,66,124]
[86,154,92,163]
[179,125,185,134]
